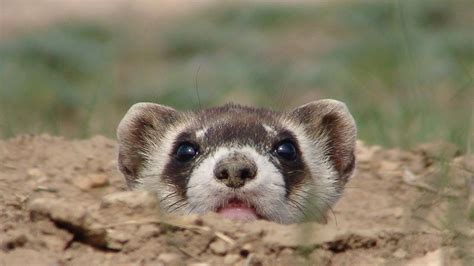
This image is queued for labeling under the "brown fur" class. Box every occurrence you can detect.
[289,100,357,187]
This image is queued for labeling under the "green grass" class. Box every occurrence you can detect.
[0,0,473,151]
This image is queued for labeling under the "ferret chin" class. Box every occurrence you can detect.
[116,100,357,224]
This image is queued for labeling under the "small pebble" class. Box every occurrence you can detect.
[157,253,181,265]
[406,249,443,266]
[136,224,161,239]
[73,174,109,190]
[27,168,45,178]
[101,191,157,209]
[224,254,240,264]
[393,207,404,219]
[393,248,407,259]
[210,239,228,255]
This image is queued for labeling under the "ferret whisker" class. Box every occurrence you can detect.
[290,192,328,223]
[160,191,182,203]
[165,199,185,210]
[318,198,338,226]
[168,201,189,214]
[186,203,200,215]
[185,184,198,190]
[140,174,162,179]
[166,199,188,213]
[287,198,311,220]
[343,186,362,190]
[276,198,292,223]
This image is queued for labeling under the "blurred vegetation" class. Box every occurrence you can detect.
[0,0,473,151]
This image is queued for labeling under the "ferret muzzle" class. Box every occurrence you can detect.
[213,152,257,188]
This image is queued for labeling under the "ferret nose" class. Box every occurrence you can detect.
[214,154,257,188]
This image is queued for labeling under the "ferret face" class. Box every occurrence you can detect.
[117,100,356,224]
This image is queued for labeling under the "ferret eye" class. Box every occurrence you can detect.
[275,141,297,161]
[175,143,198,162]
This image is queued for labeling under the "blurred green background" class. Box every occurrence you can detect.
[1,0,473,151]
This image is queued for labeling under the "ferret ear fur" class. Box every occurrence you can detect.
[289,99,357,185]
[117,103,181,188]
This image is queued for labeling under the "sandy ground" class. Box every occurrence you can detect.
[0,135,472,265]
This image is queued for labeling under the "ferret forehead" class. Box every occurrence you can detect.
[192,104,281,129]
[204,120,271,147]
[179,104,289,148]
[196,103,280,122]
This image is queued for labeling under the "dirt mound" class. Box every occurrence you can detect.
[0,135,472,265]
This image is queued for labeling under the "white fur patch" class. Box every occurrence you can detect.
[280,118,341,212]
[185,146,299,223]
[262,124,277,135]
[138,121,189,202]
[195,127,208,139]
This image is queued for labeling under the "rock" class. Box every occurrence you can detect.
[158,253,182,265]
[262,223,337,247]
[241,243,253,255]
[210,239,228,255]
[105,229,130,250]
[224,254,240,264]
[136,224,161,239]
[375,207,404,219]
[27,168,45,178]
[403,169,418,184]
[310,250,332,265]
[101,191,157,209]
[275,248,301,265]
[0,232,27,251]
[356,141,382,163]
[244,254,263,266]
[73,174,109,190]
[0,249,57,265]
[28,198,108,249]
[451,155,474,187]
[176,214,203,226]
[380,161,400,172]
[35,220,74,251]
[454,155,474,172]
[416,142,459,160]
[393,248,407,259]
[406,249,444,266]
[29,198,87,228]
[377,160,403,179]
[393,207,404,219]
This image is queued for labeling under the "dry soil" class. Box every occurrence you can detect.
[0,135,472,265]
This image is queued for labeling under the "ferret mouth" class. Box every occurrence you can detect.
[216,198,261,222]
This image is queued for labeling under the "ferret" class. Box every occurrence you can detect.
[117,99,356,224]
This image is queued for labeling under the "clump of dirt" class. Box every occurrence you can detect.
[0,135,472,265]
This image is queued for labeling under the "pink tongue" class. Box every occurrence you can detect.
[218,205,258,221]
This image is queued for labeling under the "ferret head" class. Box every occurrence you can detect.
[117,100,356,224]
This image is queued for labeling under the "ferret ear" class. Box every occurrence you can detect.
[289,99,357,184]
[117,103,181,188]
